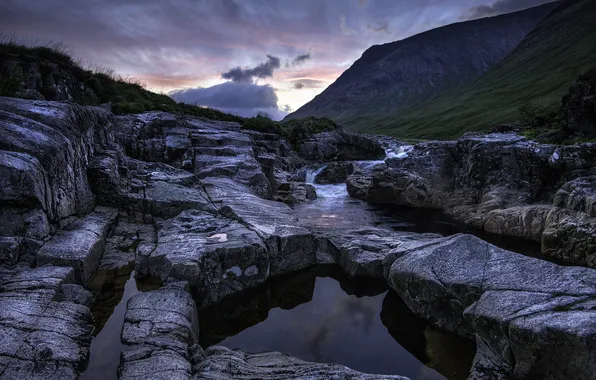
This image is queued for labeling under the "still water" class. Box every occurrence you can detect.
[199,266,476,380]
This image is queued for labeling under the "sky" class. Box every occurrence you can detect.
[0,0,554,119]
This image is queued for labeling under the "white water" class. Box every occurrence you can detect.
[305,165,328,184]
[385,145,414,160]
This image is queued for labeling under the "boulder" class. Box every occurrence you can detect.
[314,161,355,184]
[385,234,596,379]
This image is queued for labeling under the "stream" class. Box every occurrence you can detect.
[82,154,544,380]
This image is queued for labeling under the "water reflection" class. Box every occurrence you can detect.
[199,266,475,380]
[81,264,162,380]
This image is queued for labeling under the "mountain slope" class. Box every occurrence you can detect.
[352,0,596,139]
[286,3,557,123]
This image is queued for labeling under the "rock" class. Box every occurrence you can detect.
[57,284,94,306]
[483,205,551,242]
[203,178,316,278]
[297,130,385,162]
[385,234,596,379]
[0,98,115,223]
[273,181,316,204]
[314,161,354,184]
[114,113,272,198]
[37,207,118,283]
[194,346,410,380]
[0,265,93,379]
[144,209,269,307]
[541,207,596,267]
[118,284,199,380]
[554,175,596,217]
[350,133,596,266]
[319,227,443,278]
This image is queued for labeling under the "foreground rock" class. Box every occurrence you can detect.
[315,227,443,278]
[386,234,596,379]
[37,207,118,283]
[0,265,93,379]
[195,346,410,380]
[347,133,596,266]
[119,282,199,380]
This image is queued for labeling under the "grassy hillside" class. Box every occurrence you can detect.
[0,38,247,123]
[286,4,556,126]
[351,0,596,139]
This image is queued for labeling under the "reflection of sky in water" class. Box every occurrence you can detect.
[218,276,445,380]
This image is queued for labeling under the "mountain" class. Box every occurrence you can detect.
[286,3,558,126]
[356,0,596,139]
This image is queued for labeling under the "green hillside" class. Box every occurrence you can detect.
[353,0,596,139]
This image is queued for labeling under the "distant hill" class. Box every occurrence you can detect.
[355,0,596,139]
[285,3,557,129]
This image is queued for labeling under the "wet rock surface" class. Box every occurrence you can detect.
[0,265,93,379]
[0,97,595,379]
[386,234,596,380]
[195,346,410,380]
[348,133,596,267]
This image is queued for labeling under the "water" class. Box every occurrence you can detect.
[305,165,328,184]
[293,183,543,257]
[81,264,161,380]
[199,266,476,380]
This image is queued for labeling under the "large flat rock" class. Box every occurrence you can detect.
[0,265,93,379]
[386,234,596,379]
[204,178,316,277]
[145,210,269,307]
[194,346,410,380]
[37,207,118,283]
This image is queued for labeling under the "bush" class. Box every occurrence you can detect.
[0,64,23,97]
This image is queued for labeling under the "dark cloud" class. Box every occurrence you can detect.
[221,55,281,83]
[291,79,326,89]
[169,82,287,120]
[292,53,311,66]
[467,0,555,19]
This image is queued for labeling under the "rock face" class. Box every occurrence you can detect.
[285,4,556,127]
[386,234,596,380]
[0,265,93,379]
[297,130,385,162]
[348,133,596,266]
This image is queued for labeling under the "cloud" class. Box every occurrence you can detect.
[291,79,326,89]
[221,55,281,83]
[467,0,555,19]
[169,82,288,120]
[292,53,311,66]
